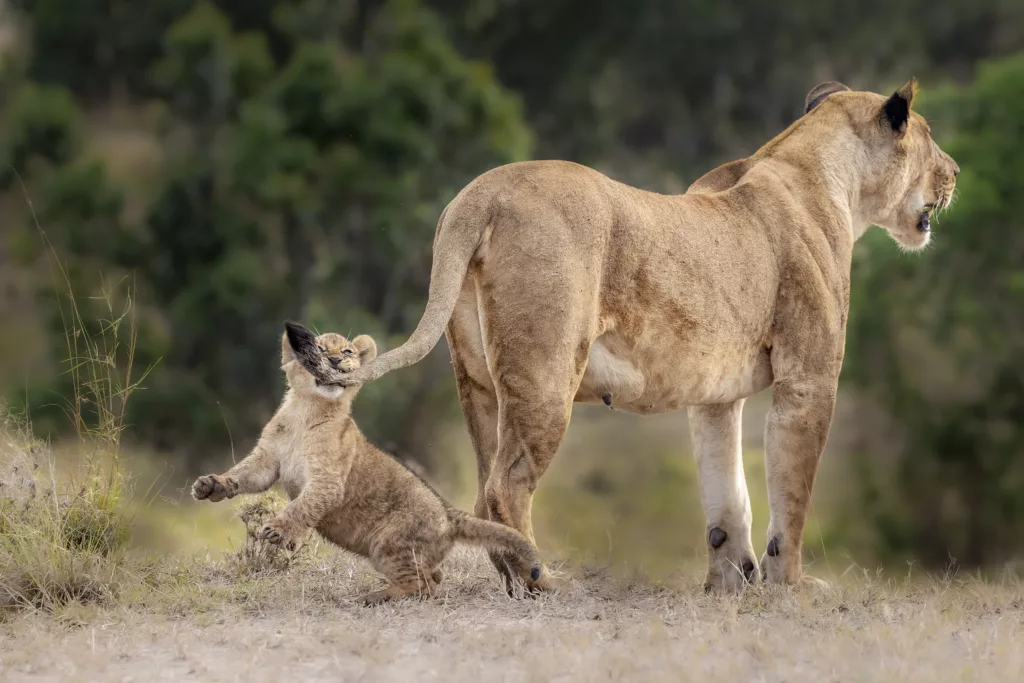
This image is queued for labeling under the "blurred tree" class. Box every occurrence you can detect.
[7,0,529,475]
[18,0,192,98]
[0,82,82,188]
[431,0,1024,184]
[0,80,133,433]
[844,53,1024,567]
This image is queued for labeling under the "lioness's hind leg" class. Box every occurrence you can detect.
[474,212,600,591]
[446,285,517,587]
[483,378,575,593]
[689,400,759,593]
[482,326,591,590]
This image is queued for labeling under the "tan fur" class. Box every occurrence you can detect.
[191,326,546,604]
[306,80,959,592]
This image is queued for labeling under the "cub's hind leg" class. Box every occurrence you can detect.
[363,537,451,605]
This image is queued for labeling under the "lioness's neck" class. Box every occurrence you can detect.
[751,119,866,239]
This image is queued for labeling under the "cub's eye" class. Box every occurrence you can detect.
[342,349,354,356]
[317,346,327,354]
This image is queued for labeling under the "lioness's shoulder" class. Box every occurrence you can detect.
[687,158,754,195]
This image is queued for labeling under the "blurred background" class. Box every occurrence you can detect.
[1,0,1023,576]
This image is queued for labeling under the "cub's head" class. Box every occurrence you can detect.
[802,78,959,251]
[280,321,377,400]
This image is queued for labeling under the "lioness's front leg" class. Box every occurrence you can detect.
[192,446,279,502]
[689,400,758,593]
[761,380,837,585]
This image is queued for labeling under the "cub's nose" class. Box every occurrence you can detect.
[328,356,342,367]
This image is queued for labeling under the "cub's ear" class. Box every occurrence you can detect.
[804,81,850,113]
[882,77,917,136]
[283,321,318,365]
[351,335,377,364]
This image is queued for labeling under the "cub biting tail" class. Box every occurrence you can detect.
[191,321,546,603]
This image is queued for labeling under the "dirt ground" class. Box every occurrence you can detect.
[2,548,1022,683]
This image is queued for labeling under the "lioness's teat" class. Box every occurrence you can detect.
[191,322,548,604]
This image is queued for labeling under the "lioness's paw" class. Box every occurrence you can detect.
[703,526,759,594]
[758,535,804,586]
[258,517,299,551]
[525,566,557,595]
[191,474,237,502]
[801,575,832,591]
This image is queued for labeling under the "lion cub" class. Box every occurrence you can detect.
[191,321,545,603]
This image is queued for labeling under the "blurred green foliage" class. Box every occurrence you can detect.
[2,0,1024,568]
[4,0,529,470]
[433,0,1024,179]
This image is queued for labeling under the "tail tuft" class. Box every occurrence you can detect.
[449,509,542,581]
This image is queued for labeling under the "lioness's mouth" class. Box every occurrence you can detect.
[917,205,934,233]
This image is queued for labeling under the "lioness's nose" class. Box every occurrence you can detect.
[953,163,960,177]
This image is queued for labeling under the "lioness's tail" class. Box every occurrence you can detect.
[345,197,486,385]
[447,509,543,582]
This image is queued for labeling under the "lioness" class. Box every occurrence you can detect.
[191,322,545,603]
[299,80,959,593]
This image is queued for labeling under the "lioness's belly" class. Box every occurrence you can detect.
[575,334,773,413]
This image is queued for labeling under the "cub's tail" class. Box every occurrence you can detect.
[447,509,543,582]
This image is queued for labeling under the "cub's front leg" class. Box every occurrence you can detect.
[257,515,305,552]
[191,445,279,503]
[258,459,349,551]
[191,473,239,502]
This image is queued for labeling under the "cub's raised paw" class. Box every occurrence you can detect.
[191,474,237,502]
[258,518,299,551]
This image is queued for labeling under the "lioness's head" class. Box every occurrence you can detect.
[280,321,377,400]
[800,78,959,250]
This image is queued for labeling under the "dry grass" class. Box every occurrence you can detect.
[0,404,140,615]
[0,247,153,617]
[1,543,1022,682]
[3,395,1022,681]
[229,492,313,576]
[10,416,1019,682]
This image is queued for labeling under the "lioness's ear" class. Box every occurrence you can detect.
[352,335,377,364]
[281,331,295,365]
[283,321,318,365]
[804,81,851,113]
[882,78,917,135]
